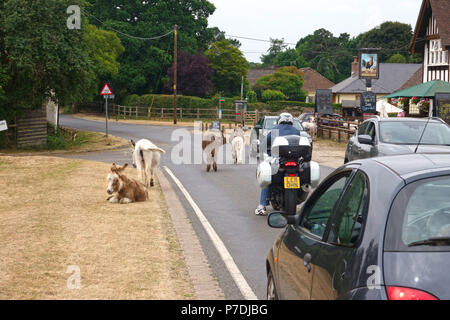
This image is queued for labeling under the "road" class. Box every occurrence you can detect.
[59,115,335,299]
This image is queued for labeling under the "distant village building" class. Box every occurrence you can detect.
[331,57,421,103]
[410,0,450,83]
[247,67,334,102]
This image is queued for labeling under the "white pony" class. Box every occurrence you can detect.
[228,126,245,164]
[130,139,166,187]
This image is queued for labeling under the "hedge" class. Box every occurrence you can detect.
[122,94,342,114]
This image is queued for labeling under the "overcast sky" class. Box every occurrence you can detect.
[208,0,423,63]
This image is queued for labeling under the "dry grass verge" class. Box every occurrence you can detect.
[0,156,194,299]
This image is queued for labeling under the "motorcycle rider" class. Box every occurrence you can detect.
[255,112,301,216]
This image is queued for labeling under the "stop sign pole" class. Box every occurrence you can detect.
[100,83,114,138]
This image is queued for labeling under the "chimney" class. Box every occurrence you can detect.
[351,56,359,77]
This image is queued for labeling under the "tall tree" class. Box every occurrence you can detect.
[358,22,416,62]
[87,0,216,97]
[0,0,97,114]
[165,52,213,97]
[261,38,288,67]
[205,40,248,96]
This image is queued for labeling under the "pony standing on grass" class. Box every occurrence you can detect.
[106,163,148,204]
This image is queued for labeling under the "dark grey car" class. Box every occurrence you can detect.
[344,117,450,163]
[266,153,450,300]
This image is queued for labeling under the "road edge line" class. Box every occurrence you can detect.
[163,166,258,300]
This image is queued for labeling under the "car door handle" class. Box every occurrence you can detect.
[304,253,312,273]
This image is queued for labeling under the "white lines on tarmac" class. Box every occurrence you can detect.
[163,166,258,300]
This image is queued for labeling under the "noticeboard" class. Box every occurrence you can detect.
[315,89,333,115]
[360,92,377,114]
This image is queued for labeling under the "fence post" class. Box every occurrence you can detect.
[197,108,200,120]
[180,108,183,120]
[136,106,138,119]
[161,108,164,119]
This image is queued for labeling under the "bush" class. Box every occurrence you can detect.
[247,90,257,103]
[262,90,285,102]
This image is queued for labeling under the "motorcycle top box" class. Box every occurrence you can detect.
[271,135,312,162]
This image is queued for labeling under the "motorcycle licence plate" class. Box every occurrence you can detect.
[284,176,300,189]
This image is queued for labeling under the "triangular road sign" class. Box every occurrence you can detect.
[100,83,113,95]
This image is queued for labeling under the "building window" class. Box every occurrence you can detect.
[429,40,449,66]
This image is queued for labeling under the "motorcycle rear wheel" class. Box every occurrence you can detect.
[284,189,298,215]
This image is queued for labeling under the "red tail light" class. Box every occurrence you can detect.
[387,286,438,300]
[284,161,298,167]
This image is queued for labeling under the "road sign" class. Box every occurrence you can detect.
[100,83,114,96]
[0,120,7,132]
[104,94,115,100]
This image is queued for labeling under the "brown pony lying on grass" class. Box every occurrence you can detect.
[106,163,148,204]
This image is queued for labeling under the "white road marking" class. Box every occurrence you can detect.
[163,166,258,300]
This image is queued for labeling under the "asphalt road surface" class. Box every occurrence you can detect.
[59,115,335,300]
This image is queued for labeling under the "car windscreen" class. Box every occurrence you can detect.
[379,121,450,145]
[385,176,450,252]
[264,119,304,131]
[264,118,278,130]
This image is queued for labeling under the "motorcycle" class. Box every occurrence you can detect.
[257,135,320,216]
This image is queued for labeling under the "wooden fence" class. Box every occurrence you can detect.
[110,104,262,125]
[317,117,361,142]
[16,107,47,148]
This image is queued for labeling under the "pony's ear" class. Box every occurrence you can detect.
[111,163,118,172]
[130,139,136,147]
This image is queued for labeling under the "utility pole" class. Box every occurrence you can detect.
[173,24,178,125]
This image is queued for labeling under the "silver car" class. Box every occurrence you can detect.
[250,116,312,158]
[345,117,450,163]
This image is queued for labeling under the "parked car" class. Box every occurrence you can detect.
[345,117,450,163]
[266,153,450,300]
[250,116,312,158]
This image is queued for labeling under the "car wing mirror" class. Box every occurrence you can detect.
[268,212,301,228]
[358,134,374,145]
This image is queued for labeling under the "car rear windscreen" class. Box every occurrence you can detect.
[379,121,450,145]
[385,176,450,251]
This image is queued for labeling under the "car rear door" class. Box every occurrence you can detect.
[309,170,370,299]
[276,171,352,299]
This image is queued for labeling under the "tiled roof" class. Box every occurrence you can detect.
[299,68,335,92]
[331,63,422,94]
[248,67,334,92]
[397,68,424,91]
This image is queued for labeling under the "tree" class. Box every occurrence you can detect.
[272,49,309,68]
[296,29,355,83]
[386,53,407,64]
[0,0,97,113]
[204,40,248,96]
[87,0,216,97]
[85,24,124,81]
[165,52,213,97]
[261,38,288,67]
[253,66,306,101]
[358,22,416,62]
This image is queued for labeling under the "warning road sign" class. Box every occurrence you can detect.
[100,83,113,95]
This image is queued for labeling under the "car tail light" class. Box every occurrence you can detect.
[284,161,298,167]
[386,286,438,300]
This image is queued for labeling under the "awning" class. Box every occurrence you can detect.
[383,80,450,99]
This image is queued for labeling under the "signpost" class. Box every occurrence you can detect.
[0,120,8,132]
[359,48,380,119]
[360,91,377,120]
[100,83,114,138]
[315,89,333,115]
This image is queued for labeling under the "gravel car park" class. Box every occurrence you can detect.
[266,153,450,300]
